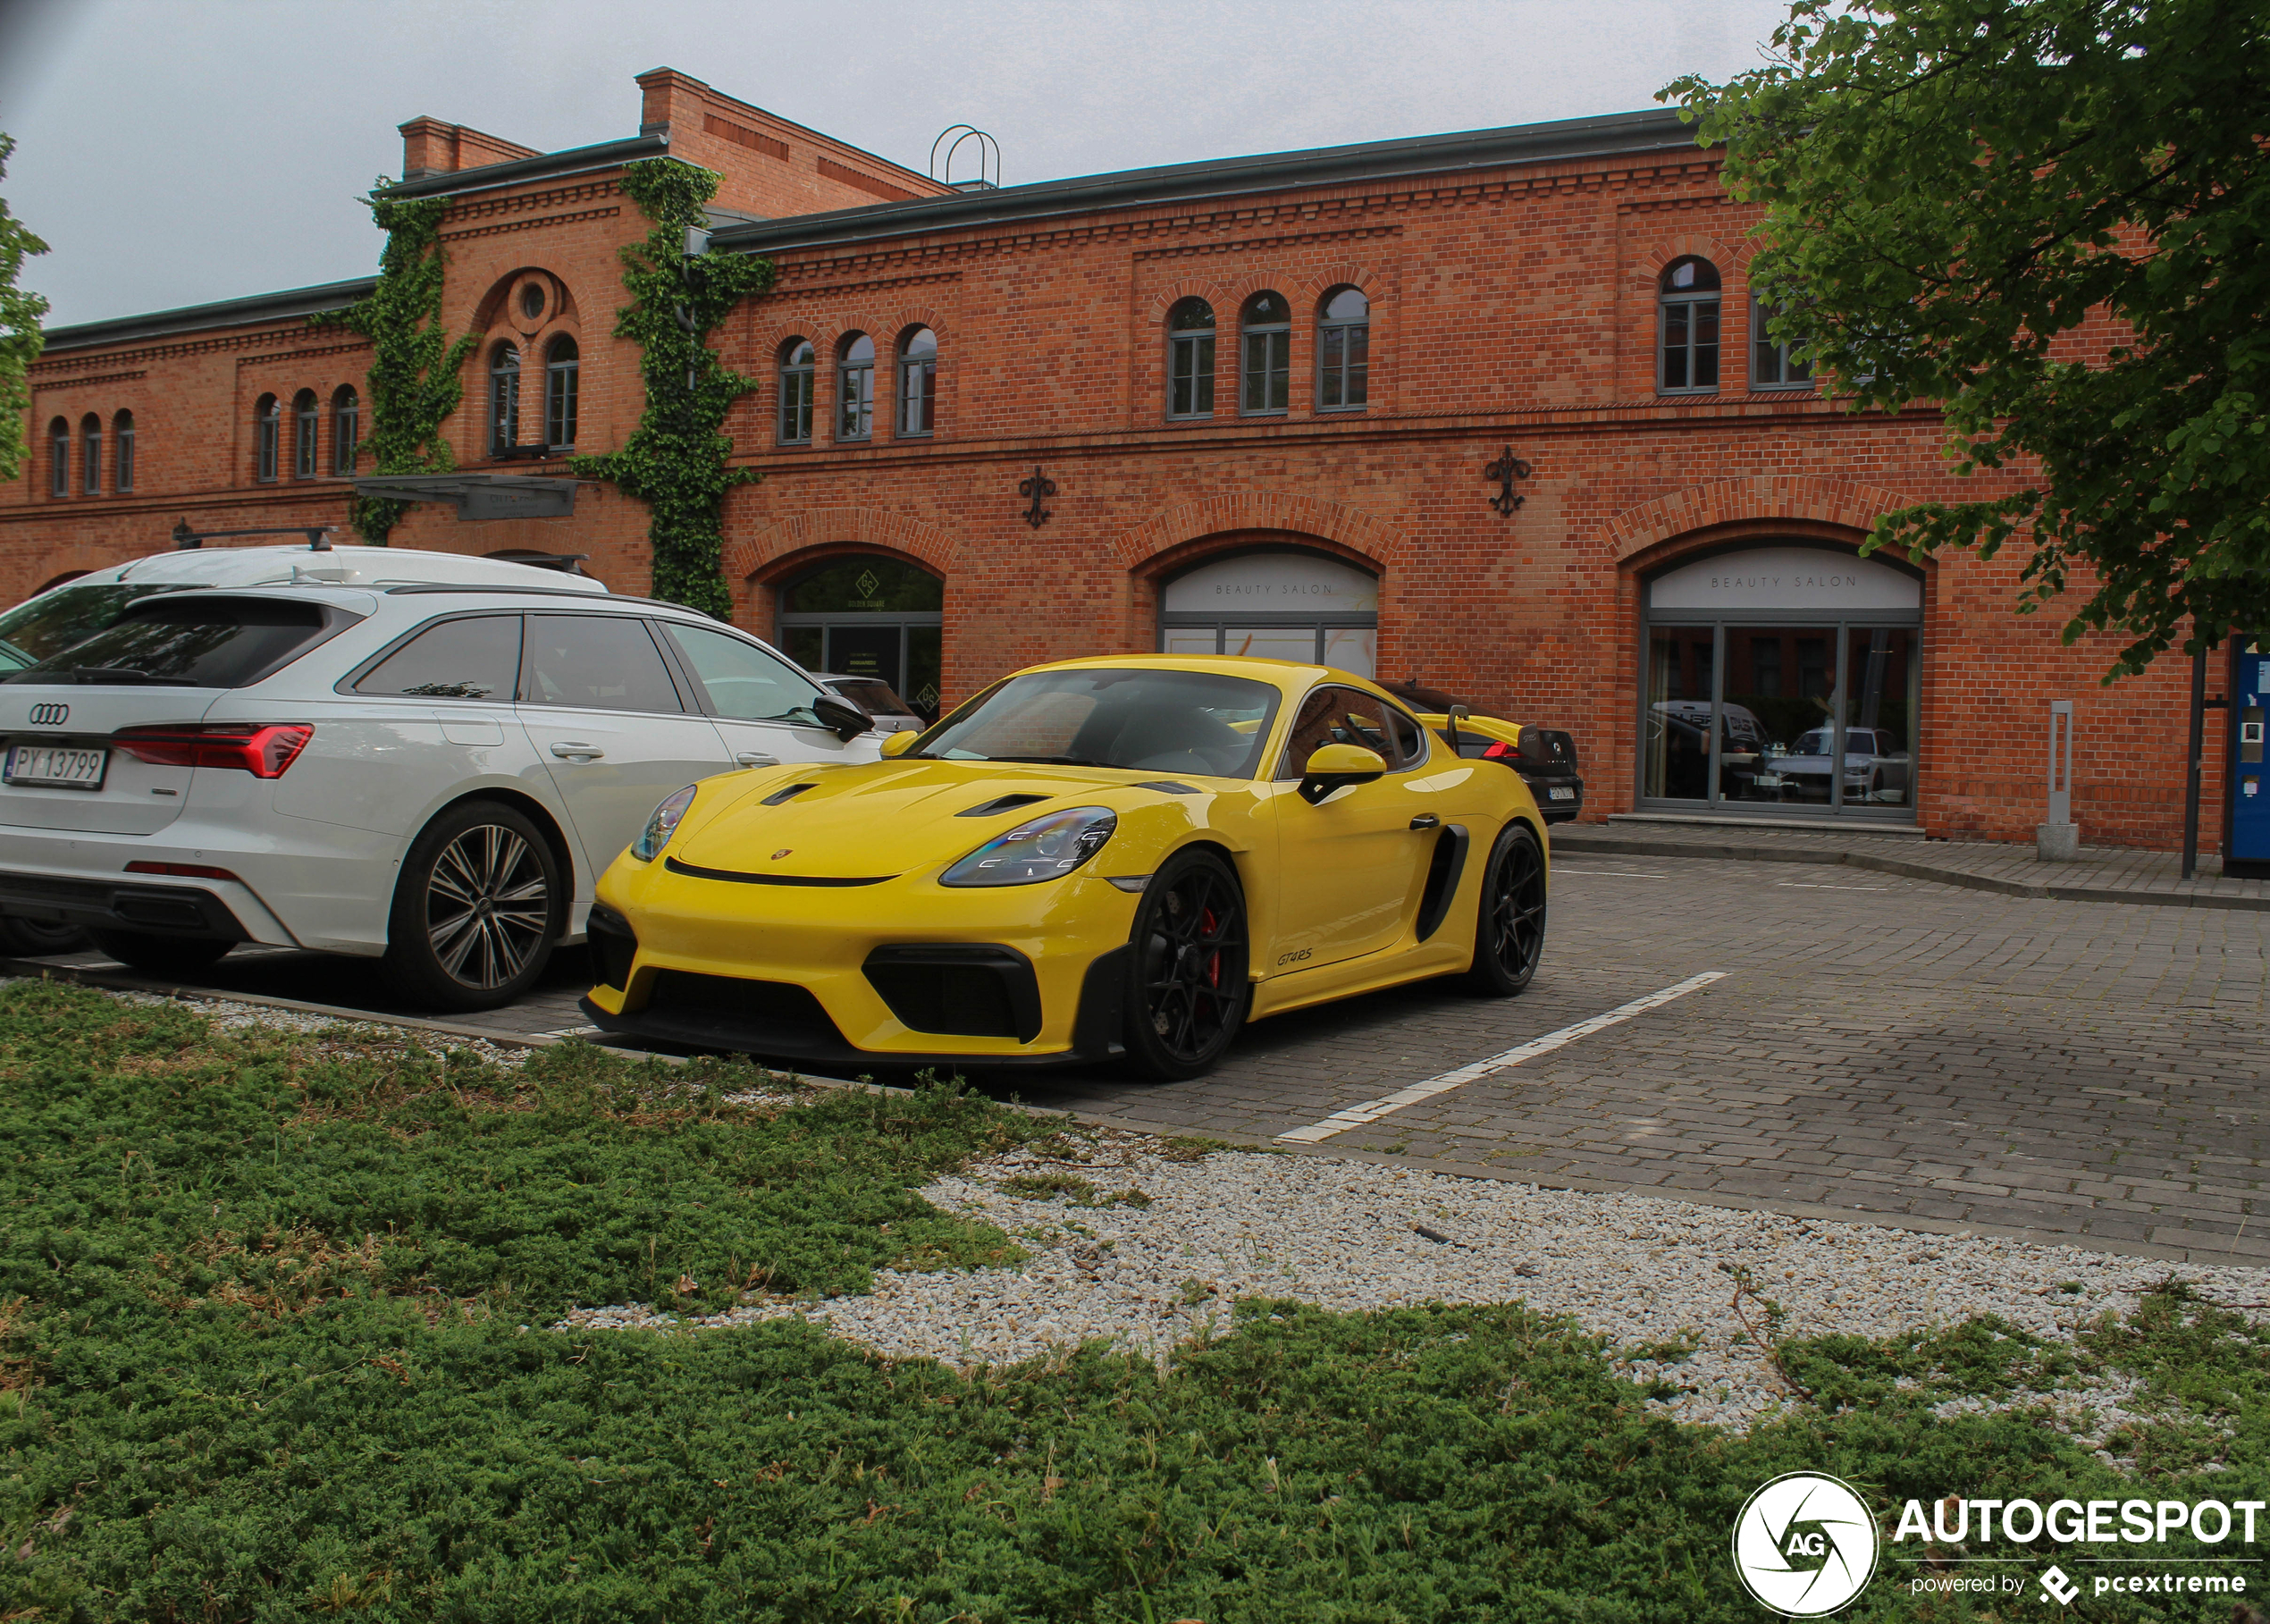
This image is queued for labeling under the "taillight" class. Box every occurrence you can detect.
[113,724,314,778]
[124,861,241,882]
[1482,741,1518,762]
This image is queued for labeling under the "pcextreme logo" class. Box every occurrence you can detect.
[1732,1473,1880,1617]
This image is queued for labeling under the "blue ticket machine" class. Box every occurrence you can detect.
[2234,640,2270,878]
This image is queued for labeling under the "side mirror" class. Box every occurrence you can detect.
[1299,743,1386,805]
[879,728,920,758]
[811,694,871,741]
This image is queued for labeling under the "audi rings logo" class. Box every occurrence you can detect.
[27,703,67,727]
[1732,1473,1880,1617]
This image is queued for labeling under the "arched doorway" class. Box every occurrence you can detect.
[1640,542,1922,820]
[775,555,944,719]
[1156,547,1379,677]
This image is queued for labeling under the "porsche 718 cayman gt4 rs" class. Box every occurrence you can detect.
[580,656,1549,1080]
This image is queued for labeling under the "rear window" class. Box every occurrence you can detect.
[0,583,206,672]
[353,614,522,700]
[0,597,353,688]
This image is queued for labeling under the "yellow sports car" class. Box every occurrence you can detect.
[580,655,1548,1080]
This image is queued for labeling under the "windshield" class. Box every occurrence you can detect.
[913,668,1282,778]
[828,677,910,715]
[0,597,344,688]
[1794,729,1832,755]
[0,583,206,672]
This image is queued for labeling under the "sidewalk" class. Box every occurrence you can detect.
[1551,816,2270,912]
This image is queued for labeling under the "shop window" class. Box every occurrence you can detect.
[254,394,279,483]
[1158,549,1380,677]
[1240,291,1289,416]
[545,336,579,450]
[1316,287,1369,411]
[1659,258,1721,392]
[80,414,101,494]
[114,410,135,492]
[489,342,520,453]
[778,338,815,444]
[46,418,67,498]
[332,387,358,475]
[292,389,319,479]
[837,333,875,442]
[1750,293,1814,390]
[897,327,937,438]
[776,555,945,719]
[1166,298,1215,420]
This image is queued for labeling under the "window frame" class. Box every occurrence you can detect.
[513,610,694,716]
[488,342,521,454]
[254,394,280,484]
[292,389,320,479]
[1316,287,1370,414]
[1239,292,1290,417]
[331,387,358,475]
[544,335,579,450]
[341,610,526,702]
[777,338,815,445]
[46,418,67,498]
[837,333,876,442]
[1657,257,1723,395]
[1748,292,1815,391]
[80,414,101,495]
[113,409,135,492]
[1166,298,1216,421]
[1274,683,1428,779]
[895,327,937,439]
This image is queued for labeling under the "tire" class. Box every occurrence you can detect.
[87,930,234,978]
[1122,847,1250,1081]
[383,800,564,1012]
[1462,821,1547,996]
[0,916,88,957]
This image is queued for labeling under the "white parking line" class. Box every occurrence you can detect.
[1275,970,1728,1143]
[1777,882,1888,891]
[1551,868,1672,879]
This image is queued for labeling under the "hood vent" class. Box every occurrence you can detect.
[761,782,817,806]
[958,793,1053,819]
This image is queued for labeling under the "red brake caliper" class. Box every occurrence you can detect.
[1199,907,1221,988]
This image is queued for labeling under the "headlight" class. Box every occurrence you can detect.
[632,786,697,862]
[940,806,1117,887]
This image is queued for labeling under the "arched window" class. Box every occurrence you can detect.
[778,339,815,444]
[254,394,280,483]
[46,418,67,498]
[331,386,358,475]
[1658,257,1721,393]
[489,343,521,453]
[113,409,135,492]
[545,336,579,450]
[1166,298,1215,419]
[1240,292,1290,416]
[896,327,937,438]
[837,333,875,442]
[292,390,319,478]
[80,414,101,494]
[1316,287,1369,411]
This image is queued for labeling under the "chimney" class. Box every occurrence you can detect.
[398,117,460,180]
[635,67,711,139]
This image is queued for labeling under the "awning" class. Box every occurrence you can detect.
[353,473,580,521]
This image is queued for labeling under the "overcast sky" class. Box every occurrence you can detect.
[0,0,1795,329]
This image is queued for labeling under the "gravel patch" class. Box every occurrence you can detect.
[561,1131,2270,1430]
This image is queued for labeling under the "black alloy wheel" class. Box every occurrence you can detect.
[1123,847,1250,1081]
[384,800,563,1012]
[86,930,233,979]
[1463,821,1547,996]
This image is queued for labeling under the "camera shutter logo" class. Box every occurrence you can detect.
[1731,1472,1879,1617]
[27,703,67,727]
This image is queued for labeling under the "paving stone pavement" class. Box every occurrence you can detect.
[19,848,2269,1264]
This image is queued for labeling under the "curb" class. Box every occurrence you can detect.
[1551,834,2270,913]
[7,957,2255,1275]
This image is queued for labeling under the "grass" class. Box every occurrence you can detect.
[0,979,2264,1620]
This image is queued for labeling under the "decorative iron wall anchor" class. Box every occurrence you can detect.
[1484,446,1533,517]
[1019,467,1057,529]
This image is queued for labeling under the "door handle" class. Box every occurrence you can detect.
[1409,813,1441,830]
[735,752,780,768]
[550,742,604,761]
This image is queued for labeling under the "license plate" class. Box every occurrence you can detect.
[4,745,108,790]
[1548,787,1576,801]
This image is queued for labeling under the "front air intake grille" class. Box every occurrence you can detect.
[584,903,638,992]
[643,972,847,1054]
[862,945,1043,1042]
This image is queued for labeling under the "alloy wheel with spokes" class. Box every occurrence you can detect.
[1464,822,1547,995]
[1124,848,1250,1080]
[385,801,563,1011]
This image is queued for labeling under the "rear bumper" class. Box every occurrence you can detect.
[1517,770,1585,824]
[0,868,251,941]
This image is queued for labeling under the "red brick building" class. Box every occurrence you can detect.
[1,68,2213,849]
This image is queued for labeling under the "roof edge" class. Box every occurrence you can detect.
[380,132,671,200]
[41,277,381,354]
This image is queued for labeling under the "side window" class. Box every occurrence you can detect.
[1383,703,1426,766]
[520,615,685,713]
[661,622,828,724]
[352,615,523,700]
[1276,686,1404,779]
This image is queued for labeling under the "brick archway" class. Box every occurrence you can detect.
[724,508,955,628]
[1111,492,1397,574]
[1603,475,1922,568]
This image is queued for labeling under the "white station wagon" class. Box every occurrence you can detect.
[0,544,878,1007]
